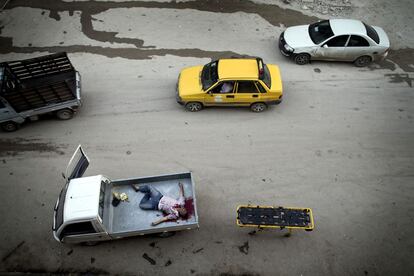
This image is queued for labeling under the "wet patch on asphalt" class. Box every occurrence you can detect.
[238,241,249,255]
[0,138,66,156]
[0,0,317,60]
[0,35,246,60]
[386,49,414,72]
[1,0,413,71]
[370,48,414,73]
[384,73,413,87]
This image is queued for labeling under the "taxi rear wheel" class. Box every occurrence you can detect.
[250,102,267,113]
[185,102,203,112]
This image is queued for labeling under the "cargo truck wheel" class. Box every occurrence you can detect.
[185,102,203,112]
[250,102,267,113]
[56,109,74,120]
[1,121,19,132]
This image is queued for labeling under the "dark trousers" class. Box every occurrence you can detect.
[139,185,163,210]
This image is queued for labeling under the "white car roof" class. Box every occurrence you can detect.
[330,19,366,36]
[64,175,102,223]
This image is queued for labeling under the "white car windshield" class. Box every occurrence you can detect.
[309,20,334,44]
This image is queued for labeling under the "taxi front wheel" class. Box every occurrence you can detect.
[185,102,203,112]
[250,102,267,112]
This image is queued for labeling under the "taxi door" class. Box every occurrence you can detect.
[204,81,235,106]
[233,81,262,106]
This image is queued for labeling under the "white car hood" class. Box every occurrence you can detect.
[284,25,316,48]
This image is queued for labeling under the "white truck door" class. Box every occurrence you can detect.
[66,145,90,181]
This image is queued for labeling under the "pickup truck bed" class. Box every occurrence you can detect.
[103,172,198,237]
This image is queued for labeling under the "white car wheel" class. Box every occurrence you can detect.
[294,53,311,65]
[354,56,372,67]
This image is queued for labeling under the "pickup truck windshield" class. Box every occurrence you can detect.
[201,61,218,91]
[54,183,69,231]
[309,20,334,44]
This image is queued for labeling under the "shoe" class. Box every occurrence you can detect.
[131,184,140,192]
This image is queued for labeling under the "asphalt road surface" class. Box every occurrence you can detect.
[0,1,413,275]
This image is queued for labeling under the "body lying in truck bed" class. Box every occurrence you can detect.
[102,173,199,238]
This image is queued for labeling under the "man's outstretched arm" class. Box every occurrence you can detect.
[151,217,169,226]
[179,182,185,197]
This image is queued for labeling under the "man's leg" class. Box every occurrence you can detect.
[139,185,162,210]
[137,184,150,193]
[139,193,156,210]
[148,186,162,199]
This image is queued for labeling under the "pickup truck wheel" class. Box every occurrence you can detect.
[157,231,176,238]
[185,102,203,112]
[56,108,74,120]
[294,53,310,65]
[250,102,267,113]
[1,121,19,132]
[354,55,372,67]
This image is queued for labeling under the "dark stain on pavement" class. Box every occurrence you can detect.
[0,36,245,60]
[2,0,413,72]
[1,0,316,60]
[238,241,249,255]
[385,73,413,87]
[0,138,66,156]
[371,48,414,72]
[5,0,318,27]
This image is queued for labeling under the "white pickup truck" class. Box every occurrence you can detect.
[53,146,199,244]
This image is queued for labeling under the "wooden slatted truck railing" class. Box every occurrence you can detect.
[0,52,81,131]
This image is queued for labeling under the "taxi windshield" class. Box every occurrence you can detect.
[201,61,218,90]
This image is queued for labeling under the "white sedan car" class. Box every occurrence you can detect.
[278,19,390,67]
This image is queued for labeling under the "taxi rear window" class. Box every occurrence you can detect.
[262,65,271,88]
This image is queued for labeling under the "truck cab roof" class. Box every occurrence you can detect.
[64,175,103,222]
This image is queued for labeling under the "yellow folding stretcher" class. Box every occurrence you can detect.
[236,205,314,235]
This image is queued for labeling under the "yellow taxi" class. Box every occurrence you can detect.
[176,58,283,112]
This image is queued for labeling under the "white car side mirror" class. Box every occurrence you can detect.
[323,44,328,48]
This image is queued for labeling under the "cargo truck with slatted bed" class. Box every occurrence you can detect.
[0,52,81,131]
